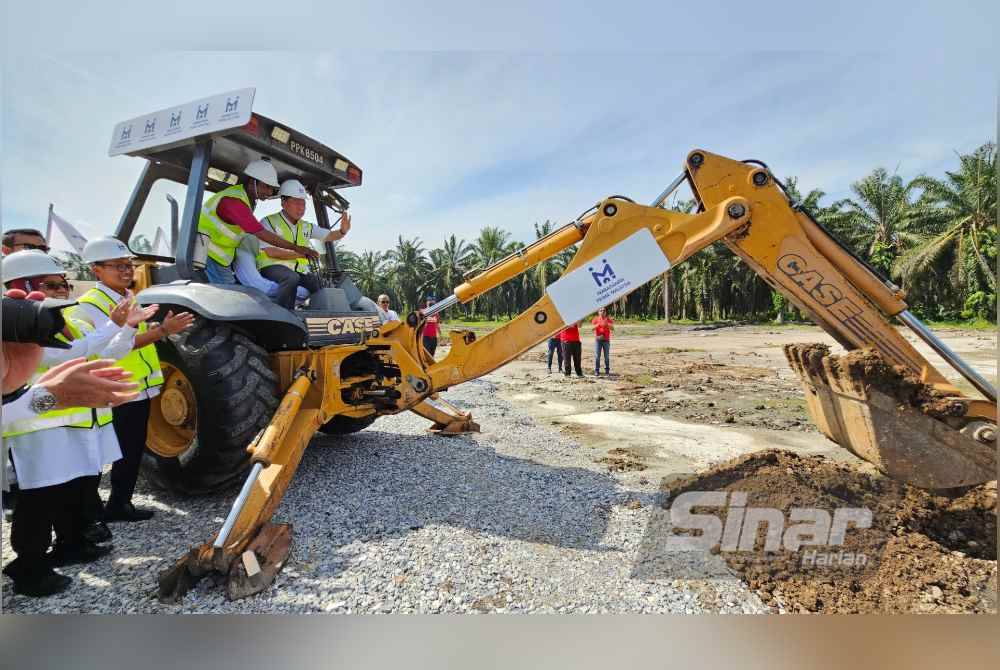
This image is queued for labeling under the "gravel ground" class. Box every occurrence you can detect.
[2,378,768,614]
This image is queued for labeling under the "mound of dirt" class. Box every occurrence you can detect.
[658,450,997,613]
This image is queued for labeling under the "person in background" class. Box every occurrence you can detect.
[2,228,49,256]
[422,297,440,356]
[559,320,583,377]
[376,294,399,323]
[546,331,564,374]
[591,306,614,376]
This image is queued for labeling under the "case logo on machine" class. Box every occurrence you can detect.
[307,316,382,338]
[777,253,862,317]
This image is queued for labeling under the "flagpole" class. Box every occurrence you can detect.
[47,203,54,242]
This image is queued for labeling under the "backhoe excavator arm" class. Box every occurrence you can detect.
[374,149,994,488]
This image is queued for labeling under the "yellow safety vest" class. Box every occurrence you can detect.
[257,212,314,273]
[71,287,165,392]
[2,320,114,438]
[198,184,253,266]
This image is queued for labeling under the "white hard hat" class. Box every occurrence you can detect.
[83,237,135,264]
[2,250,65,282]
[244,158,280,188]
[279,179,308,200]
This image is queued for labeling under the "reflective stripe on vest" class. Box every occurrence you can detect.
[198,184,253,266]
[256,213,314,273]
[2,320,113,438]
[72,288,165,391]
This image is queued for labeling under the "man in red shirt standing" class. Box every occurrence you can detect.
[559,321,583,377]
[422,297,441,357]
[591,306,614,376]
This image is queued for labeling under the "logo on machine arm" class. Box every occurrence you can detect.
[589,259,617,287]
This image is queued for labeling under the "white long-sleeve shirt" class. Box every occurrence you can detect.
[3,325,129,489]
[234,241,309,301]
[72,282,161,402]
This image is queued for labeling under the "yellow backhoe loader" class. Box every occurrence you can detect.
[103,92,995,602]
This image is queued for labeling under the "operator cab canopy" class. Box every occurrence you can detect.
[110,87,362,261]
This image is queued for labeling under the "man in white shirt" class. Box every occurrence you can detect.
[376,294,400,323]
[255,179,352,309]
[1,252,150,595]
[72,238,194,523]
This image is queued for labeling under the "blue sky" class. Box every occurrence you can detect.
[2,50,995,255]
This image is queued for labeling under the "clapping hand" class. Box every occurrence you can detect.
[159,310,195,336]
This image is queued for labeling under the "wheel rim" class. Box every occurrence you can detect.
[147,362,197,458]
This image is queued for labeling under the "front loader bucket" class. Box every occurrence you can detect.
[784,344,996,489]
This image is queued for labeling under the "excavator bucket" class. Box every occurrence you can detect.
[784,344,997,489]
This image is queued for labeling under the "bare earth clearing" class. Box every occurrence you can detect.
[484,322,997,613]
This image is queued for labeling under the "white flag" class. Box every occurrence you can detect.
[152,226,172,256]
[48,208,89,254]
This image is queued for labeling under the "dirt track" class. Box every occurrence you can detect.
[480,322,997,613]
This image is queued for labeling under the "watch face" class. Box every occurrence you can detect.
[30,387,59,414]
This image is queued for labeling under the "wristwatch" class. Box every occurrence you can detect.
[29,386,59,415]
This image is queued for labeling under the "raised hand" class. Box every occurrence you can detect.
[34,357,140,408]
[160,310,195,335]
[127,302,159,328]
[109,291,135,327]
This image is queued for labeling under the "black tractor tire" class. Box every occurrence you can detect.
[142,318,280,496]
[317,414,377,436]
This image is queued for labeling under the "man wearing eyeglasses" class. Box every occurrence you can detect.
[2,228,49,255]
[70,237,195,523]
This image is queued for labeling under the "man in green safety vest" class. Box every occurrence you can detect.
[72,238,195,523]
[2,249,148,596]
[197,158,318,285]
[256,179,351,309]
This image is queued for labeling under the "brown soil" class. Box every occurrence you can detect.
[659,450,997,613]
[596,447,648,472]
[511,344,812,432]
[787,344,969,419]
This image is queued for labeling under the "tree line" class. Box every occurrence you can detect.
[336,142,996,324]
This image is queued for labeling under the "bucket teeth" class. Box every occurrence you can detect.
[784,343,996,490]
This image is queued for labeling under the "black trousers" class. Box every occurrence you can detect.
[7,478,81,579]
[562,341,583,376]
[106,398,151,510]
[260,265,322,310]
[422,336,438,356]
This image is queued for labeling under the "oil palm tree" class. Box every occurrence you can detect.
[823,168,922,273]
[894,143,997,293]
[386,236,432,312]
